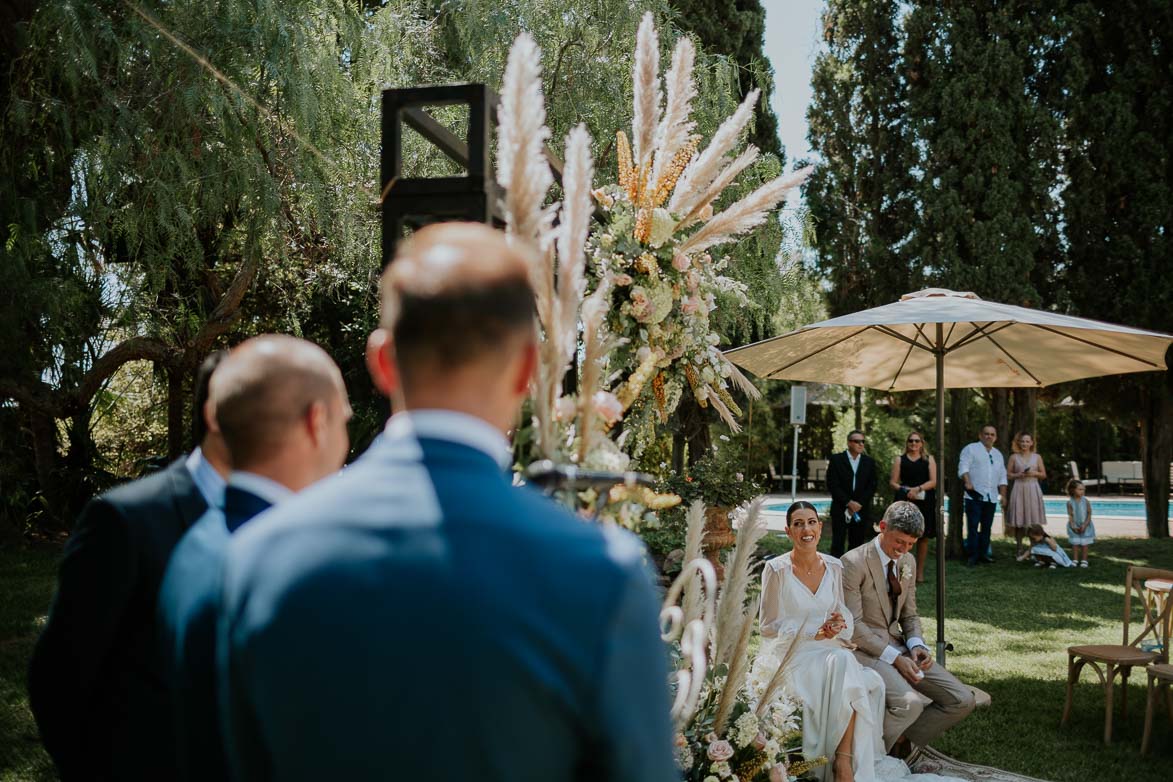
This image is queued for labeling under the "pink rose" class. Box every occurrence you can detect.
[769,762,788,781]
[681,296,701,315]
[613,272,634,286]
[591,391,624,426]
[672,252,691,271]
[753,733,768,751]
[706,739,734,762]
[554,396,577,422]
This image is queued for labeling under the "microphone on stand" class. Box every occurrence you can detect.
[522,460,657,495]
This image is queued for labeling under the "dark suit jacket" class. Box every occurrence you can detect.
[218,430,678,782]
[29,457,209,781]
[157,485,272,781]
[826,451,878,523]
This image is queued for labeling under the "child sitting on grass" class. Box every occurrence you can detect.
[1065,479,1095,568]
[1026,523,1075,569]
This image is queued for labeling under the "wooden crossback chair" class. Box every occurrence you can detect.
[1061,566,1173,744]
[1141,662,1173,754]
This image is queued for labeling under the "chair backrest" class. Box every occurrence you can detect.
[1103,461,1133,481]
[1124,566,1173,662]
[768,463,780,480]
[807,459,829,481]
[1068,460,1081,482]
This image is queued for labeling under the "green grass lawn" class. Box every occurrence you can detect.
[3,537,1173,781]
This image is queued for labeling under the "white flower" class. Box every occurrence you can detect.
[712,760,733,778]
[719,434,730,441]
[735,472,744,482]
[649,207,676,247]
[901,563,913,582]
[704,777,720,782]
[732,711,759,748]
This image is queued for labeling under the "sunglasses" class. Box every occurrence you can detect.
[849,438,866,444]
[907,438,922,443]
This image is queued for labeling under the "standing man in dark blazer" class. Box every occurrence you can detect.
[218,223,678,781]
[28,352,230,781]
[158,335,351,781]
[827,429,878,558]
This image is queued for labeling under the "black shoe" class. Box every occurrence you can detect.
[980,557,995,564]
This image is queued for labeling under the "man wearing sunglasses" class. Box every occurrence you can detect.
[827,430,879,557]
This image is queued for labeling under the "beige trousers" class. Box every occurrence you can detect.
[855,650,976,749]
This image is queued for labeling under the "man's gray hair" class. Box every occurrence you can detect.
[883,500,925,537]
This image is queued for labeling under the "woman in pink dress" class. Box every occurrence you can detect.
[1006,432,1047,561]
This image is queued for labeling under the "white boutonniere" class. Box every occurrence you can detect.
[900,563,914,582]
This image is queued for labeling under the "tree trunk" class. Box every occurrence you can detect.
[678,396,712,467]
[990,388,1010,449]
[1139,374,1172,539]
[1011,388,1037,440]
[28,409,63,522]
[167,365,186,460]
[947,388,968,558]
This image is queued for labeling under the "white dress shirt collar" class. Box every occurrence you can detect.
[385,410,512,471]
[185,447,227,509]
[873,535,896,571]
[228,471,295,506]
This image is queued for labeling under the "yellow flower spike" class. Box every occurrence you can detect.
[653,374,668,423]
[714,384,743,417]
[607,484,682,510]
[652,137,698,208]
[788,757,829,777]
[633,207,652,243]
[684,365,708,408]
[633,252,659,277]
[733,750,768,782]
[616,131,633,192]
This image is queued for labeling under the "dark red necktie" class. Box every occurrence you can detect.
[887,560,902,618]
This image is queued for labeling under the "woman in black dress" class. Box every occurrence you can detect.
[889,430,937,583]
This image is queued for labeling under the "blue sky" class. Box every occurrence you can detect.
[762,0,824,170]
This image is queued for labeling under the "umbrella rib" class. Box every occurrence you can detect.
[873,325,934,352]
[765,326,874,377]
[944,322,959,347]
[888,336,919,391]
[980,328,1043,385]
[946,322,1013,353]
[1024,323,1164,368]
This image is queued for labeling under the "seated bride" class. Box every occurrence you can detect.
[758,502,966,782]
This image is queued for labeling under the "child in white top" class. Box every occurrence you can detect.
[1065,479,1095,568]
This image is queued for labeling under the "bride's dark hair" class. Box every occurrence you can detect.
[786,501,819,526]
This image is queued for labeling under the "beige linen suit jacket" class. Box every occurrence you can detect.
[841,540,921,657]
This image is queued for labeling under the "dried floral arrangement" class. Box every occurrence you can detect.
[661,501,823,782]
[495,13,810,524]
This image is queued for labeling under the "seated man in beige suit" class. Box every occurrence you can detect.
[841,501,976,759]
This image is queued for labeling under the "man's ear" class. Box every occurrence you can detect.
[306,399,328,447]
[510,339,538,396]
[203,398,220,434]
[365,329,400,398]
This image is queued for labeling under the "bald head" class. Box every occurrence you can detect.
[211,335,349,470]
[379,223,536,385]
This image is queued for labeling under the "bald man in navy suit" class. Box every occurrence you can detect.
[217,224,677,781]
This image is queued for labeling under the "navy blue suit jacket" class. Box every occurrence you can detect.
[158,485,273,780]
[218,431,678,781]
[29,458,208,781]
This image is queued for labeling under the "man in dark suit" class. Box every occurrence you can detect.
[28,352,230,781]
[827,429,878,558]
[157,335,351,780]
[218,223,678,781]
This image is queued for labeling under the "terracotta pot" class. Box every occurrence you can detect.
[703,505,736,581]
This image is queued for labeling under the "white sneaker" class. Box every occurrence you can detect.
[1048,563,1057,569]
[1034,561,1044,568]
[1016,551,1031,562]
[1080,560,1089,568]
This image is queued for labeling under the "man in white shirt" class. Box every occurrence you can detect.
[957,425,1008,566]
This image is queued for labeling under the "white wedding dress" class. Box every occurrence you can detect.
[759,553,966,782]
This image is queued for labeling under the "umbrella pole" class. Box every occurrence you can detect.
[935,324,948,666]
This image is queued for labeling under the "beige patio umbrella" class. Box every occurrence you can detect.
[725,288,1173,664]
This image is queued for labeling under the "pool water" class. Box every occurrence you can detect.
[763,498,1148,519]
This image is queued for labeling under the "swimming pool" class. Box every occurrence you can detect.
[763,498,1149,519]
